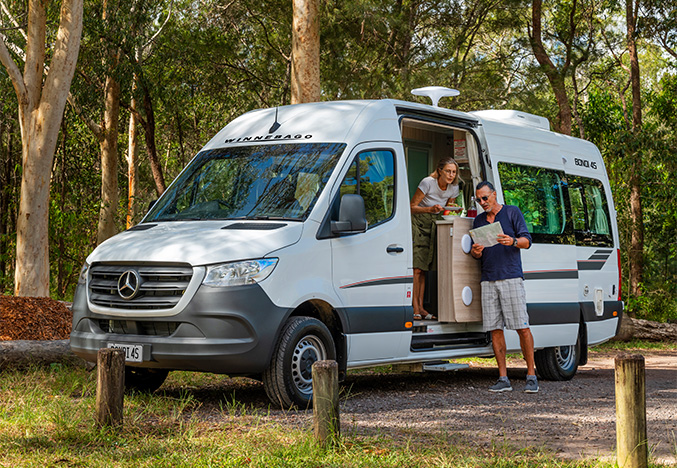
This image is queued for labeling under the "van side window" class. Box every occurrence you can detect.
[568,176,613,247]
[338,150,395,229]
[498,162,574,244]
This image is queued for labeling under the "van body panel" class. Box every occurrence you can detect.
[257,220,339,311]
[587,317,620,345]
[508,323,579,350]
[346,331,411,363]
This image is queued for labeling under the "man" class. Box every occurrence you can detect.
[470,181,538,393]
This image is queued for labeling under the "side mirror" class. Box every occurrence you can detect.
[331,194,367,234]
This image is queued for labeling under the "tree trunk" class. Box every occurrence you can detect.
[127,100,139,229]
[141,83,166,196]
[14,114,60,297]
[627,0,644,302]
[529,0,573,135]
[96,74,121,245]
[291,0,320,104]
[0,0,83,297]
[0,122,8,277]
[0,339,84,369]
[629,317,677,342]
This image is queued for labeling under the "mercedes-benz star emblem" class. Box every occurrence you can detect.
[117,270,141,300]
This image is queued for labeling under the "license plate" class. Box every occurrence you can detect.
[107,343,144,362]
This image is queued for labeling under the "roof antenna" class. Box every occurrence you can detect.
[411,86,460,107]
[269,107,281,133]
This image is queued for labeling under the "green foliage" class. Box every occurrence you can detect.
[0,0,676,324]
[580,72,677,322]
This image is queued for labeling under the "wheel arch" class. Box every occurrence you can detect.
[285,299,347,379]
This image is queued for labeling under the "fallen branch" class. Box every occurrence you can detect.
[0,339,86,369]
[629,317,677,342]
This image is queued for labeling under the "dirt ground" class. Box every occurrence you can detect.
[160,350,677,464]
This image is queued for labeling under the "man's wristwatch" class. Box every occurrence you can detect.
[512,237,518,247]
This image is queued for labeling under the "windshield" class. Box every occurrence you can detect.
[145,143,346,222]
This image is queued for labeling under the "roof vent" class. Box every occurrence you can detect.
[411,86,460,107]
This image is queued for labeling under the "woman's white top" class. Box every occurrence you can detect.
[416,176,459,207]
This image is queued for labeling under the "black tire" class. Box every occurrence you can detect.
[262,316,336,408]
[534,338,580,381]
[125,367,169,393]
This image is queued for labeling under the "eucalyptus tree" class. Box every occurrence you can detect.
[292,0,320,103]
[527,0,612,135]
[0,0,83,296]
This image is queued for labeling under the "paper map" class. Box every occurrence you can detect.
[469,222,504,247]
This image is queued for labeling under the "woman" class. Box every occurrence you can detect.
[410,157,460,320]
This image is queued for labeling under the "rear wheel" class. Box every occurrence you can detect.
[263,316,336,408]
[125,367,169,393]
[534,339,580,381]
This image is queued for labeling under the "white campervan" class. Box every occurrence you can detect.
[70,89,623,407]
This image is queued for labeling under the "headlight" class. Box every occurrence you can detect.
[203,258,278,287]
[77,262,89,285]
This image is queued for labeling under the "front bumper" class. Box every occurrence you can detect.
[69,282,291,375]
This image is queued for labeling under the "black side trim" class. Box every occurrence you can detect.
[222,223,287,230]
[527,303,580,325]
[336,305,408,333]
[578,261,606,271]
[524,270,579,280]
[341,276,414,289]
[580,300,623,322]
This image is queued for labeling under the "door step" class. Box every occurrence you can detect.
[422,361,470,372]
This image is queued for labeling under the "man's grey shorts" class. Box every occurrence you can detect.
[481,277,530,332]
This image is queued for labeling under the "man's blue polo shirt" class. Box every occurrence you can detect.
[472,205,532,282]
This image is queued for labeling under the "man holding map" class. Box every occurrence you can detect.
[470,181,538,393]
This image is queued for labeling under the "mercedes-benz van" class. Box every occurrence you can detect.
[70,90,623,407]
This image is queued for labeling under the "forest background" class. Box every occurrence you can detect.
[0,0,675,324]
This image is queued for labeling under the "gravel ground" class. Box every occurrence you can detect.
[166,349,677,464]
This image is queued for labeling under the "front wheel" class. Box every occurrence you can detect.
[262,317,336,408]
[534,339,580,381]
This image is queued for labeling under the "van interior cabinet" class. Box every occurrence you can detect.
[436,217,482,323]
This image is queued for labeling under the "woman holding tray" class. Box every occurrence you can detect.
[409,157,460,320]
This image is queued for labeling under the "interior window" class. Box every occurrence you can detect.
[568,176,613,247]
[338,150,395,228]
[498,162,574,244]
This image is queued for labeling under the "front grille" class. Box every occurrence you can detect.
[89,263,193,310]
[98,319,179,336]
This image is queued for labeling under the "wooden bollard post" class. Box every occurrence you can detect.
[96,348,125,428]
[312,360,339,445]
[615,353,648,468]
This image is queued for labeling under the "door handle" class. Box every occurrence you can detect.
[386,245,404,253]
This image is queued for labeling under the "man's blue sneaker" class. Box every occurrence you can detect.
[525,376,539,393]
[488,378,512,393]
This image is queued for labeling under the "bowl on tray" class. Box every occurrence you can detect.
[441,206,463,220]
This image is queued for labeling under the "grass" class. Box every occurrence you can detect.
[590,339,677,351]
[0,363,673,467]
